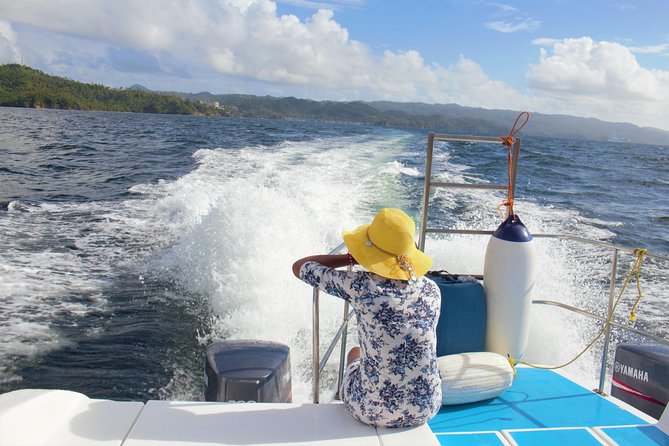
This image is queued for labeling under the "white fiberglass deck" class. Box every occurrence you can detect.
[0,389,438,446]
[1,369,667,446]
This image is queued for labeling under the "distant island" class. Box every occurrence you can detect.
[2,64,669,145]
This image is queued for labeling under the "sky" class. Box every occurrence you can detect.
[1,0,669,131]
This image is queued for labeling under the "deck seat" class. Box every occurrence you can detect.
[0,388,144,446]
[123,400,440,446]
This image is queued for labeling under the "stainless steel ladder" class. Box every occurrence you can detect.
[417,132,521,251]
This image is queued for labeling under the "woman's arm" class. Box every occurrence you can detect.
[292,254,356,278]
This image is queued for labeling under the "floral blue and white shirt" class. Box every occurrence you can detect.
[300,261,442,428]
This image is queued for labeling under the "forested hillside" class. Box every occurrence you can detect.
[0,64,227,116]
[177,92,669,145]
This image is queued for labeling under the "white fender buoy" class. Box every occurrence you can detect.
[483,214,535,359]
[439,352,514,405]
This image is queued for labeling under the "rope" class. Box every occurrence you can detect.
[507,354,518,380]
[508,247,648,372]
[498,112,529,218]
[629,248,647,322]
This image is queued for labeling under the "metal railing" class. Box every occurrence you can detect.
[416,131,669,394]
[309,131,669,403]
[311,242,354,403]
[529,234,669,393]
[310,233,669,402]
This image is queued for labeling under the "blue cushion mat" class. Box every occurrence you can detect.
[600,425,669,446]
[429,368,645,433]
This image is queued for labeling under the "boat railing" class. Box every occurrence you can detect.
[309,131,669,403]
[311,242,352,404]
[416,131,669,394]
[310,234,669,402]
[426,229,669,394]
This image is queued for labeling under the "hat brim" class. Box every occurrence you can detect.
[343,223,432,281]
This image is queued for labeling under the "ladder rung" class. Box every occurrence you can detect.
[418,132,521,252]
[432,134,503,144]
[430,182,507,190]
[425,229,494,235]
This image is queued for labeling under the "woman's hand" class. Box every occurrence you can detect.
[292,254,356,278]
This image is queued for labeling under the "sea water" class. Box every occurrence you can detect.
[0,107,667,402]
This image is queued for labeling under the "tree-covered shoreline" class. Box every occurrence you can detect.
[0,64,230,116]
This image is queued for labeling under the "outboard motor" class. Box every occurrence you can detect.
[611,343,669,419]
[204,340,291,403]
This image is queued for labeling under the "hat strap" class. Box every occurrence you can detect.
[397,254,415,274]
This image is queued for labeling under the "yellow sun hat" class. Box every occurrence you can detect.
[343,208,432,281]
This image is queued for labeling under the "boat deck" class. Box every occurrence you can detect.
[429,367,667,445]
[1,368,666,445]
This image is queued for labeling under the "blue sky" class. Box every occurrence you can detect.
[1,0,668,130]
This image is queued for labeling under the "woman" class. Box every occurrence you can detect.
[292,208,442,428]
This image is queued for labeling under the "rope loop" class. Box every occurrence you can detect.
[633,248,648,258]
[496,199,515,219]
[500,111,530,147]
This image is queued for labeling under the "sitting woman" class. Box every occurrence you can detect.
[292,208,442,428]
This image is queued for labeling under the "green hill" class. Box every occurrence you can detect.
[173,91,500,133]
[2,64,668,144]
[0,64,228,116]
[177,92,669,145]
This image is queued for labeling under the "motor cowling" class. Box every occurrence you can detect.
[204,340,291,403]
[612,343,669,419]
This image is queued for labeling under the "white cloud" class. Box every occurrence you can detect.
[0,1,368,87]
[0,20,21,63]
[532,37,559,46]
[485,19,540,33]
[0,0,522,109]
[433,56,521,108]
[486,2,518,14]
[1,1,668,130]
[628,43,669,55]
[276,0,365,10]
[484,2,538,33]
[527,37,669,127]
